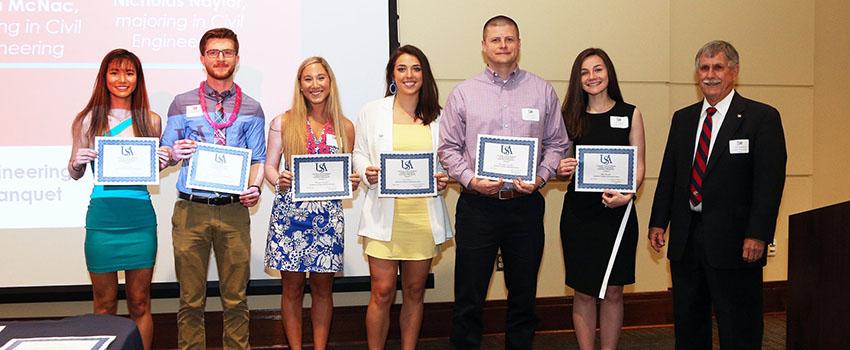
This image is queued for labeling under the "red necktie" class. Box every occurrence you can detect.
[689,106,717,207]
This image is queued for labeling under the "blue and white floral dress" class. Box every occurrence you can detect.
[265,122,344,272]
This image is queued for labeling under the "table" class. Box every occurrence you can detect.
[0,314,142,350]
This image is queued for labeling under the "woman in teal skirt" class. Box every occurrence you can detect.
[67,49,170,350]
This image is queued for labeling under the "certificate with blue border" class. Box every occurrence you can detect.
[93,137,159,186]
[291,154,352,202]
[575,145,637,193]
[186,142,252,195]
[474,134,539,182]
[378,152,437,198]
[0,335,115,350]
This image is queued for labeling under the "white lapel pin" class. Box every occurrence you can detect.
[737,114,742,118]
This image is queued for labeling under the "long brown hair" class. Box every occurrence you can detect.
[281,57,349,164]
[384,45,441,125]
[71,49,153,143]
[562,48,624,140]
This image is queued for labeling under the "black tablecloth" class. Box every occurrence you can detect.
[0,314,142,349]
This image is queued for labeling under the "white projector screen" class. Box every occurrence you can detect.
[0,0,392,290]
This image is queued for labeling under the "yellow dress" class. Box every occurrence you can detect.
[364,123,436,260]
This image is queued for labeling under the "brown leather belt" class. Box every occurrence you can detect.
[462,188,528,200]
[178,192,240,205]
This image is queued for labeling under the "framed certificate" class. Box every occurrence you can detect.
[378,152,437,198]
[93,137,159,185]
[186,142,252,195]
[474,134,539,182]
[575,145,637,193]
[0,335,115,350]
[291,154,353,202]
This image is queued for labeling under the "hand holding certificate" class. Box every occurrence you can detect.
[186,142,252,195]
[93,137,159,185]
[378,152,437,197]
[575,145,637,193]
[474,134,539,182]
[292,154,353,202]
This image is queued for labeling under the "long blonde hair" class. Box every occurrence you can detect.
[281,57,349,164]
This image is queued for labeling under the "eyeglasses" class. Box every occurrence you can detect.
[205,49,237,58]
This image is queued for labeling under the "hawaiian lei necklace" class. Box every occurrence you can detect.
[305,119,333,155]
[198,81,242,132]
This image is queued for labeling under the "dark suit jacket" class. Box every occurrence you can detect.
[649,92,787,269]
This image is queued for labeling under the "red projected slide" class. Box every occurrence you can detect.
[0,0,300,228]
[1,0,300,145]
[1,1,389,287]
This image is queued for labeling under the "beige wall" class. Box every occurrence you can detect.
[813,0,850,207]
[4,0,849,318]
[392,0,822,304]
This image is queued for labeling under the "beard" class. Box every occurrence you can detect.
[206,64,236,80]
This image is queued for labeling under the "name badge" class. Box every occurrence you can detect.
[729,139,749,154]
[610,116,629,128]
[521,108,540,122]
[326,134,339,147]
[186,105,203,118]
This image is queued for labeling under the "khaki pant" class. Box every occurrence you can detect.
[172,200,251,350]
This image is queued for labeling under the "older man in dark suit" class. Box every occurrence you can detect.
[648,40,786,349]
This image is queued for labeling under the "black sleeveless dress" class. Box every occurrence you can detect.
[560,101,639,296]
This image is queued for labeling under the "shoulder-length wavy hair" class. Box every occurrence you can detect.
[281,57,348,163]
[384,44,441,125]
[562,48,624,140]
[71,49,153,143]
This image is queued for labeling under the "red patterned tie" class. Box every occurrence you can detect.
[689,107,717,206]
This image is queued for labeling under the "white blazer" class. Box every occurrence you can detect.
[353,96,453,244]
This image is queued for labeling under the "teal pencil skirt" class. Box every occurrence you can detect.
[85,198,157,273]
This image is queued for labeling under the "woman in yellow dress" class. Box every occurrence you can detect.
[353,45,453,350]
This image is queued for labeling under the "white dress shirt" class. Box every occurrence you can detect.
[690,89,736,212]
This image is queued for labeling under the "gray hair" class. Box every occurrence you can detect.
[694,40,739,68]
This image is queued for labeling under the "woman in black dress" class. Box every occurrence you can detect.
[557,48,646,350]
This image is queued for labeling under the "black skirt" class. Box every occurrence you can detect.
[560,189,638,296]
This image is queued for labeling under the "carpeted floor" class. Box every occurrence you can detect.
[333,312,786,350]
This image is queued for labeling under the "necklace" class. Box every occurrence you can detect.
[198,81,242,130]
[305,119,332,155]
